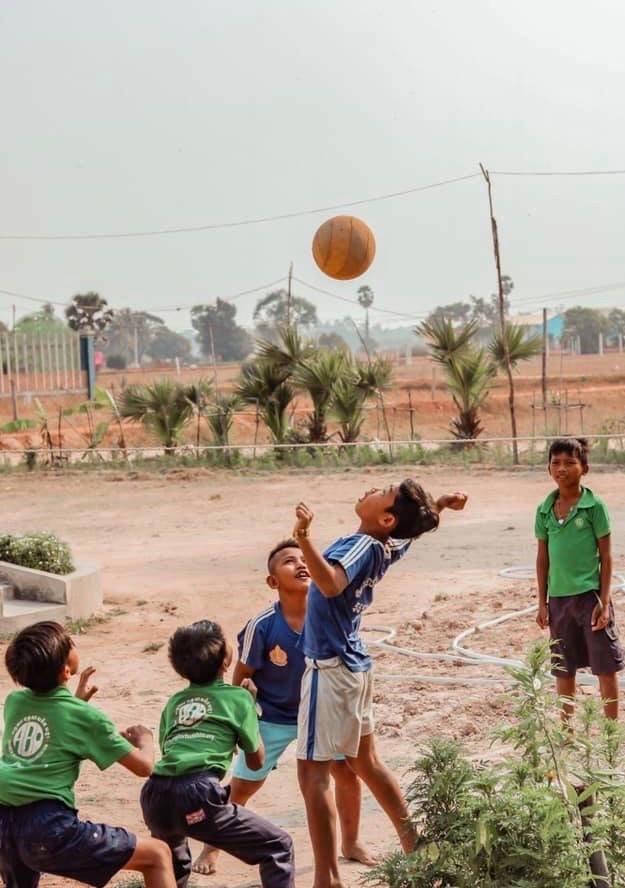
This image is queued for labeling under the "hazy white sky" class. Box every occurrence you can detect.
[2,0,625,330]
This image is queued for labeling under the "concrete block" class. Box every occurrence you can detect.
[0,561,101,621]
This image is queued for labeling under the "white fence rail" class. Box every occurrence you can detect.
[0,331,85,397]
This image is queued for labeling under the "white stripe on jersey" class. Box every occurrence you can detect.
[240,605,274,663]
[341,535,377,570]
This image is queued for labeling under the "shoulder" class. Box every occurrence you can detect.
[537,490,557,515]
[239,604,276,650]
[220,684,255,712]
[326,533,383,562]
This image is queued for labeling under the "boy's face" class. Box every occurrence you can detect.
[549,451,588,485]
[59,644,80,684]
[355,485,398,532]
[267,547,310,595]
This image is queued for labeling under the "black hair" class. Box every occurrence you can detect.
[168,620,227,684]
[548,437,589,469]
[267,538,301,574]
[5,621,73,692]
[387,479,440,539]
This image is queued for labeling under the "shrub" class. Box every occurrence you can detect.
[106,353,127,370]
[0,532,75,575]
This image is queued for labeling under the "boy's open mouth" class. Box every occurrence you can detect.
[295,569,310,580]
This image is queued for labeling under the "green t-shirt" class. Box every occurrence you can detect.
[0,686,132,808]
[154,679,260,778]
[534,486,611,598]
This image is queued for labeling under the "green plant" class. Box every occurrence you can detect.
[236,360,296,445]
[0,532,75,575]
[370,641,625,888]
[119,378,193,454]
[206,393,241,449]
[293,349,350,442]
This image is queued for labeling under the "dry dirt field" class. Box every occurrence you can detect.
[3,464,625,887]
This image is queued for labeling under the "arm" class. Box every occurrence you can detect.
[294,503,348,598]
[435,492,468,514]
[244,739,266,771]
[118,725,155,778]
[239,683,265,771]
[536,539,549,629]
[233,661,256,687]
[592,534,612,631]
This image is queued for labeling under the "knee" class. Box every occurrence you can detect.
[278,829,294,857]
[147,838,173,868]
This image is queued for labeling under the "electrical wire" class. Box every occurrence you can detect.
[492,169,625,177]
[0,173,480,241]
[293,276,427,321]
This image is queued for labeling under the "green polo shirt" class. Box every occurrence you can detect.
[534,486,610,598]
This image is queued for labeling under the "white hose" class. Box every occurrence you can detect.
[369,570,625,688]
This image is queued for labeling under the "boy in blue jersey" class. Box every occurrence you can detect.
[193,539,373,876]
[294,480,467,888]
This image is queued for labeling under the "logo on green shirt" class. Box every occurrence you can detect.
[175,698,213,726]
[9,716,50,760]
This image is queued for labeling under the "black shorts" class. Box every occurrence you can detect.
[0,800,137,888]
[548,590,625,678]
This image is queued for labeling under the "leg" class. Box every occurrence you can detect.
[123,837,177,888]
[331,760,376,866]
[192,777,266,875]
[555,675,577,724]
[190,780,294,888]
[598,673,619,720]
[347,733,416,853]
[298,759,344,888]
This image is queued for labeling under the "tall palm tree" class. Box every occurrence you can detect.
[236,360,296,445]
[205,393,240,450]
[184,378,214,454]
[357,285,374,344]
[119,378,192,454]
[65,292,114,334]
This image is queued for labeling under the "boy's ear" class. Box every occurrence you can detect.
[58,662,72,685]
[380,512,396,530]
[582,464,589,475]
[266,574,279,590]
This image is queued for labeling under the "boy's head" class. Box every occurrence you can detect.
[356,479,439,539]
[548,437,589,481]
[6,621,79,692]
[168,620,232,685]
[266,538,310,595]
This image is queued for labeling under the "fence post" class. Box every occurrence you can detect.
[80,334,97,400]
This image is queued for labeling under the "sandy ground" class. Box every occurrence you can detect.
[2,465,625,887]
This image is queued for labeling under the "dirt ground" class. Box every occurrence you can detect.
[2,465,625,887]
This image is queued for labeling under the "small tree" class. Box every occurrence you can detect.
[205,393,240,456]
[293,349,350,443]
[357,285,375,345]
[236,360,295,445]
[564,307,609,355]
[119,378,192,454]
[65,292,113,334]
[104,309,164,363]
[147,328,192,362]
[253,290,318,340]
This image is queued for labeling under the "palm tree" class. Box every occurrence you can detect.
[65,292,114,334]
[417,319,496,443]
[332,380,368,443]
[255,325,316,376]
[205,393,241,454]
[184,378,214,454]
[119,378,192,454]
[357,285,375,344]
[293,350,350,443]
[489,323,543,368]
[236,360,295,445]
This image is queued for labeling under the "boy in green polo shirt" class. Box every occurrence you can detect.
[140,619,294,888]
[0,620,176,888]
[535,437,624,720]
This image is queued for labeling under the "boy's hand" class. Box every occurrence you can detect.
[437,492,468,512]
[122,725,153,749]
[241,677,258,701]
[75,666,98,702]
[294,502,314,537]
[536,603,549,630]
[591,602,610,632]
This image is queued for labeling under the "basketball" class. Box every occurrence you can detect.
[312,215,376,281]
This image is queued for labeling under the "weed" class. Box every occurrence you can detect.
[142,642,164,654]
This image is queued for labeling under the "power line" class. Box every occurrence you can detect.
[292,276,426,321]
[0,173,480,242]
[492,168,625,177]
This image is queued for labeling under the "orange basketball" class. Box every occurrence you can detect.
[312,215,376,281]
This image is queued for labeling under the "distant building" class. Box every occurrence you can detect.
[512,311,564,342]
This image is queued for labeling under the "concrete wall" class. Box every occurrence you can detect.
[0,561,101,620]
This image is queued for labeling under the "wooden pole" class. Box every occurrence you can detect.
[286,261,293,328]
[480,164,519,464]
[542,308,548,410]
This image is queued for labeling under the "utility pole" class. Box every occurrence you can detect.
[542,308,548,409]
[286,261,293,328]
[479,163,519,465]
[133,324,139,367]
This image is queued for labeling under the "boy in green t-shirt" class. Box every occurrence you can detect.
[535,437,624,719]
[0,620,175,888]
[140,619,294,888]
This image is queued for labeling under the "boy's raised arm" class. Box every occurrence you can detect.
[435,492,468,513]
[293,503,348,598]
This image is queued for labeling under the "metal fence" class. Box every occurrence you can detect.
[0,331,85,397]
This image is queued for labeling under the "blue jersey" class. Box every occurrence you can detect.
[237,602,305,725]
[301,534,412,672]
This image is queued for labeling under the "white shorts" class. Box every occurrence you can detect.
[296,657,374,761]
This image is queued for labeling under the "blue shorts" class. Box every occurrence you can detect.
[0,800,137,888]
[232,720,345,781]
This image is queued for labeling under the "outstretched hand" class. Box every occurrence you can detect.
[75,666,99,702]
[122,725,153,748]
[437,492,468,512]
[241,677,258,700]
[294,502,314,536]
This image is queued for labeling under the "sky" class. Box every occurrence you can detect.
[1,0,625,331]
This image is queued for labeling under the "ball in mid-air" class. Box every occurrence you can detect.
[312,215,376,280]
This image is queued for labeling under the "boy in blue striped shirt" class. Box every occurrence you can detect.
[294,479,467,888]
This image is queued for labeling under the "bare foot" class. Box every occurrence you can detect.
[341,840,378,867]
[192,845,219,875]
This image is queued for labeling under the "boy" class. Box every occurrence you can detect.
[193,539,373,876]
[140,619,294,888]
[535,437,624,720]
[0,620,175,888]
[294,480,467,888]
